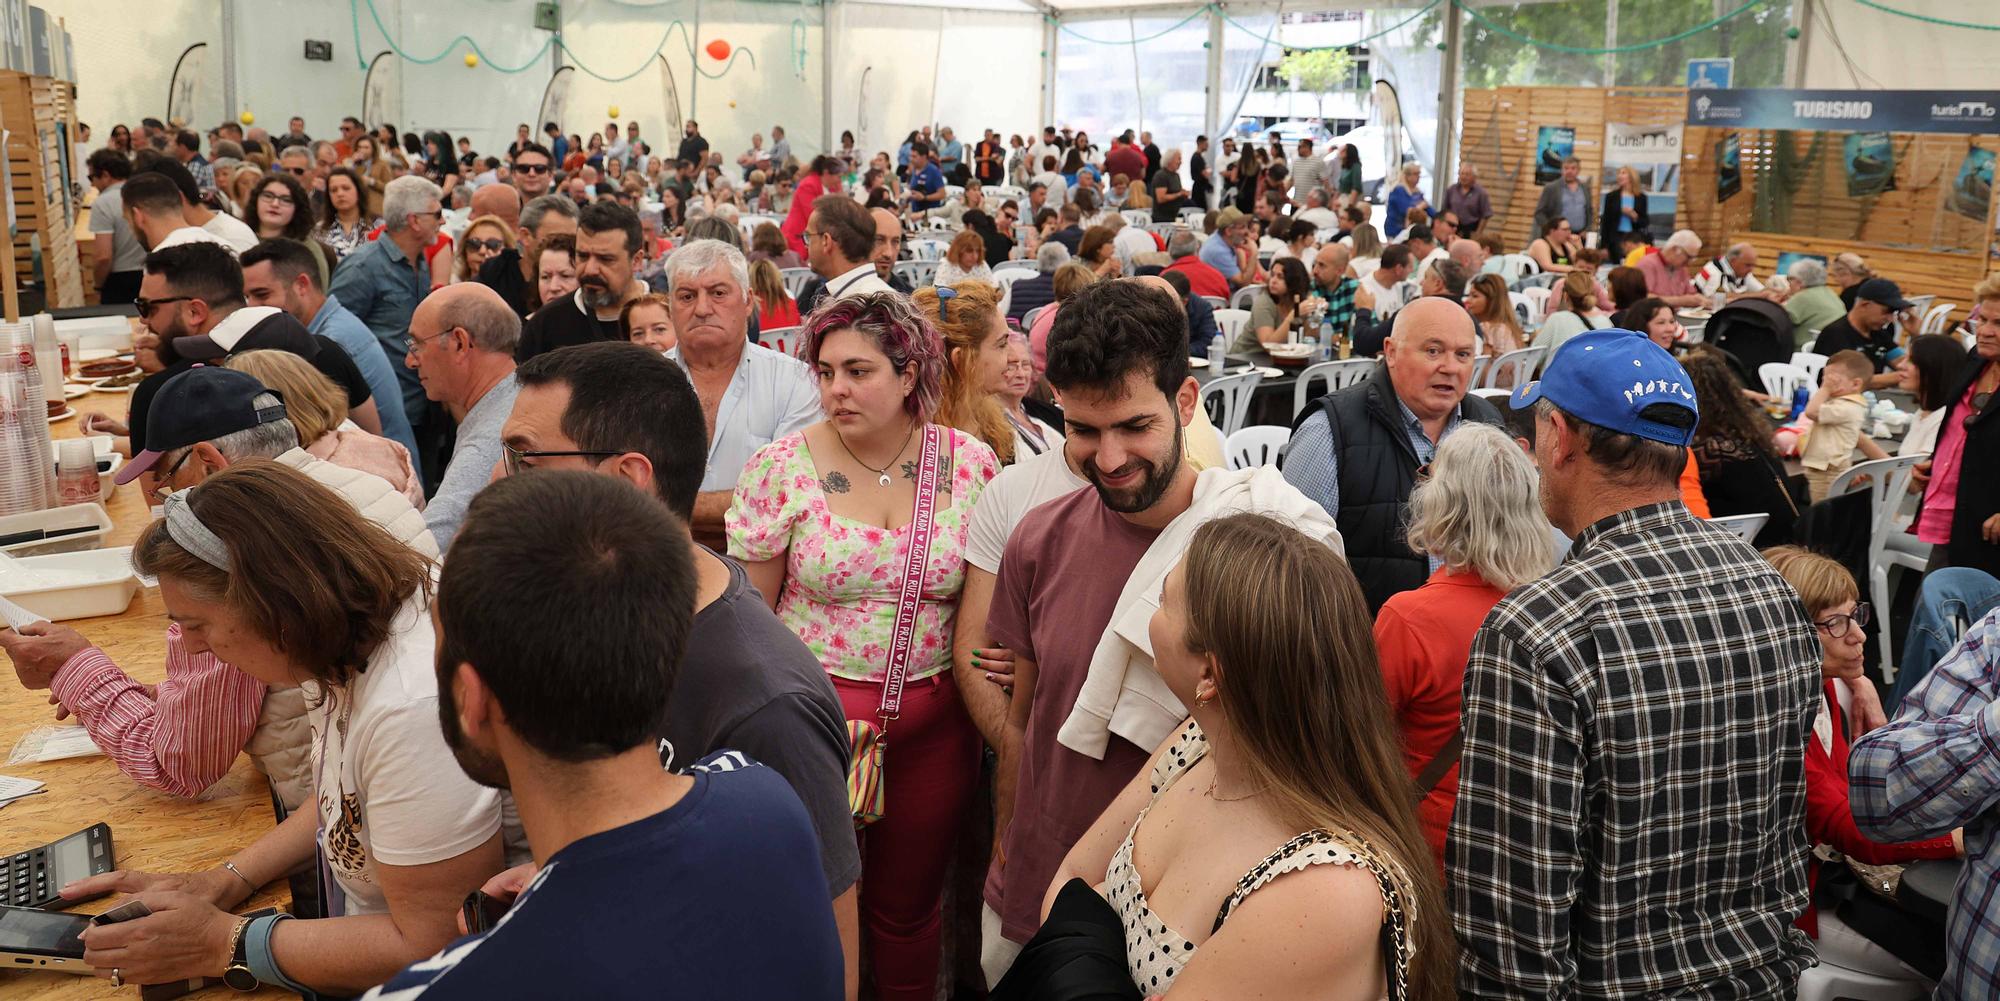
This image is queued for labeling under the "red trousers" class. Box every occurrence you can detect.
[833,671,981,1001]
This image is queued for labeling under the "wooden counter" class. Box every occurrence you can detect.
[3,389,288,999]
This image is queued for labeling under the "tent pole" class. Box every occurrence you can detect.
[822,1,834,154]
[690,0,702,122]
[1205,5,1222,177]
[1042,17,1057,127]
[1432,0,1461,203]
[1785,0,1813,87]
[1129,15,1144,136]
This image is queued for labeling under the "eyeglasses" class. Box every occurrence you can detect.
[134,295,192,316]
[257,191,293,205]
[514,162,550,174]
[285,166,309,177]
[463,238,505,253]
[147,448,198,502]
[404,327,456,358]
[502,443,625,476]
[1813,602,1872,639]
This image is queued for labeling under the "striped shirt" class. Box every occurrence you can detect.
[48,624,266,799]
[1850,607,2000,998]
[1449,500,1821,998]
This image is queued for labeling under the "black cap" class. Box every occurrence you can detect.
[1855,277,1914,311]
[117,367,288,485]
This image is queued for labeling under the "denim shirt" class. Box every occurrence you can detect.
[328,236,427,423]
[312,295,421,472]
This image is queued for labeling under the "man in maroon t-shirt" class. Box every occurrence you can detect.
[979,279,1204,984]
[1103,130,1148,189]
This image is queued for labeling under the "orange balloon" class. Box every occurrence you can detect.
[705,39,731,61]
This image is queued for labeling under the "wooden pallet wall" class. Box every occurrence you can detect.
[1458,86,1685,253]
[0,71,83,309]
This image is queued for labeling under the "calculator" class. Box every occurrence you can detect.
[1,824,115,909]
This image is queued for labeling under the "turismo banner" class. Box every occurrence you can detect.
[1716,134,1742,203]
[1602,123,1681,237]
[1841,132,1895,198]
[1688,89,2000,136]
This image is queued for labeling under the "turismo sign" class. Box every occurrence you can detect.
[1686,89,2000,135]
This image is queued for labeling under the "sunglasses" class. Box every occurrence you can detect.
[463,238,505,253]
[514,163,550,174]
[285,166,309,176]
[502,443,624,476]
[134,295,192,315]
[1967,391,1993,430]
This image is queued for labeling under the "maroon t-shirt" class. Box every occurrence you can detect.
[1103,144,1148,185]
[983,486,1160,944]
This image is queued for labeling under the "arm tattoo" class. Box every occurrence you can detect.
[821,471,852,494]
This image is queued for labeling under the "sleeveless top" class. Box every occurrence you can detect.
[1102,720,1416,997]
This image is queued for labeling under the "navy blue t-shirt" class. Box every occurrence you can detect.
[910,163,946,206]
[361,752,842,1000]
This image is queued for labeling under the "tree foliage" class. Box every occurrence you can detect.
[1423,0,1792,90]
[1279,47,1357,118]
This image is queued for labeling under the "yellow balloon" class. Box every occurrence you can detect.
[728,100,737,109]
[239,110,254,126]
[608,105,620,119]
[464,52,479,68]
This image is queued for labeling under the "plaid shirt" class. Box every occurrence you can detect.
[1449,501,1820,998]
[1315,277,1358,337]
[1850,607,2000,998]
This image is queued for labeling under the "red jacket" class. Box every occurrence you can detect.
[1800,679,1957,936]
[1163,255,1229,301]
[782,171,826,258]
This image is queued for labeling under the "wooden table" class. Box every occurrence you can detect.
[3,389,288,999]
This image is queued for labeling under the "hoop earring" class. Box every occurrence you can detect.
[1194,682,1217,709]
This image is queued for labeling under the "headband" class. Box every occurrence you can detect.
[163,490,231,573]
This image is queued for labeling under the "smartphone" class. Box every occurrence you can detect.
[89,900,151,926]
[0,903,93,974]
[460,890,509,935]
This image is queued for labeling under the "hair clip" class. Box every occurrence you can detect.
[934,285,957,322]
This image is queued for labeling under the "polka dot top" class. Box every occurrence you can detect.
[1102,719,1416,998]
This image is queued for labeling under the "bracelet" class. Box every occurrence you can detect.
[244,914,307,992]
[221,861,256,893]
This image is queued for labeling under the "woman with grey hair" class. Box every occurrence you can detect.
[1372,421,1556,865]
[1785,255,1847,345]
[1828,252,1871,309]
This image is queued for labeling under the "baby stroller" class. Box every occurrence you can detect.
[1705,297,1796,381]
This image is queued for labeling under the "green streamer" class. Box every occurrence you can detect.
[1218,0,1442,51]
[351,0,762,83]
[1850,0,2000,31]
[1045,5,1211,46]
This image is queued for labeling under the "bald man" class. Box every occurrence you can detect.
[1449,238,1485,276]
[1283,297,1505,610]
[470,181,523,233]
[869,207,916,293]
[405,282,523,548]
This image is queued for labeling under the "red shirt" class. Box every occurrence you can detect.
[1373,566,1509,869]
[1163,255,1229,300]
[1103,143,1147,185]
[757,294,801,331]
[782,171,826,258]
[1799,679,1957,936]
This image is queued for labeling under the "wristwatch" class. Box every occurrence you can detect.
[223,916,258,991]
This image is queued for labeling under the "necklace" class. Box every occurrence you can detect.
[834,420,917,487]
[1204,772,1266,803]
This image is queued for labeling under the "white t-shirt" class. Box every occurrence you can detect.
[1294,206,1339,231]
[964,446,1089,574]
[201,212,259,254]
[153,226,235,254]
[1112,226,1158,272]
[309,594,505,916]
[1901,407,1944,458]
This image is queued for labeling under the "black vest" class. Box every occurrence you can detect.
[1294,363,1503,613]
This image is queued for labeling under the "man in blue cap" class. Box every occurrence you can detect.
[1448,329,1822,998]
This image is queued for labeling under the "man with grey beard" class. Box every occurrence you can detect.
[513,200,647,362]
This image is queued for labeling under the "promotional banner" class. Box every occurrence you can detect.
[1602,123,1682,237]
[1534,126,1574,184]
[1688,89,2000,136]
[1950,147,1994,221]
[1842,132,1895,198]
[1716,133,1742,203]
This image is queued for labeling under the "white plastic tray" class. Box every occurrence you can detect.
[0,503,113,557]
[0,546,139,622]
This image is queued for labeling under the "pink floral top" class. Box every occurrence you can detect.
[726,428,1000,683]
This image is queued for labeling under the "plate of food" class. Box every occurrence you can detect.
[61,382,91,400]
[89,370,145,391]
[45,401,75,423]
[1676,308,1713,321]
[1265,344,1316,367]
[76,358,138,381]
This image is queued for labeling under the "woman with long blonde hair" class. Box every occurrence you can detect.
[912,281,1016,465]
[1123,178,1152,211]
[224,350,424,508]
[1046,513,1452,1000]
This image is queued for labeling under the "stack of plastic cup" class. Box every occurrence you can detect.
[0,319,58,516]
[32,313,61,407]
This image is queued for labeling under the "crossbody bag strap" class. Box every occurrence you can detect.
[1412,729,1464,800]
[878,425,944,724]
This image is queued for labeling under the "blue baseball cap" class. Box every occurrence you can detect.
[117,367,289,485]
[1511,329,1700,446]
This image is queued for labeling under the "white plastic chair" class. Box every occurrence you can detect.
[907,238,948,262]
[780,267,816,299]
[1469,354,1491,389]
[1199,295,1227,311]
[1484,346,1545,391]
[1230,285,1264,311]
[1021,304,1050,332]
[1790,351,1829,383]
[1212,308,1252,345]
[1920,301,1956,334]
[1470,387,1514,402]
[1491,254,1537,285]
[1758,362,1812,402]
[1507,291,1534,329]
[1828,453,1930,679]
[1708,513,1769,544]
[894,260,939,288]
[1292,358,1375,416]
[1225,425,1291,469]
[1200,371,1264,437]
[992,269,1025,317]
[1510,271,1559,291]
[1519,286,1554,325]
[759,326,803,359]
[995,259,1039,274]
[1178,206,1206,224]
[1121,209,1151,227]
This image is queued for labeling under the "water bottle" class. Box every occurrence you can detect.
[1789,385,1810,420]
[1316,316,1335,362]
[1207,334,1227,372]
